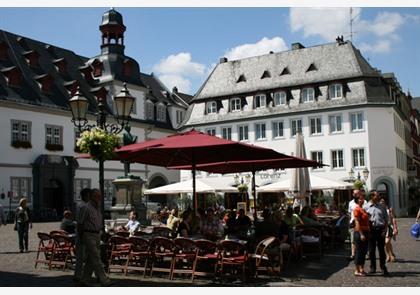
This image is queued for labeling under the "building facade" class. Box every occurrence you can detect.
[181,40,412,216]
[0,9,190,220]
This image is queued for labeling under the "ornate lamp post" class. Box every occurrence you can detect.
[69,83,135,228]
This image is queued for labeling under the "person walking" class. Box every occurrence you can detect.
[353,192,370,276]
[348,189,366,260]
[364,190,389,276]
[73,188,91,283]
[380,198,398,262]
[78,188,112,287]
[0,202,7,226]
[14,197,32,253]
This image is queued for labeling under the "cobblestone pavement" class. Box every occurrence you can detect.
[0,218,419,287]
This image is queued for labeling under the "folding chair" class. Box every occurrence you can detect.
[218,240,248,282]
[148,237,175,278]
[152,227,173,238]
[114,230,130,238]
[170,238,197,280]
[192,239,219,282]
[126,236,150,276]
[34,232,54,269]
[49,233,73,270]
[108,235,132,274]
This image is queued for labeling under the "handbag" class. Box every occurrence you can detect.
[410,223,420,239]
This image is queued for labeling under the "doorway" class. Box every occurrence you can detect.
[42,179,64,220]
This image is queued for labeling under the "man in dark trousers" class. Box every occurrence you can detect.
[364,189,389,276]
[74,188,91,283]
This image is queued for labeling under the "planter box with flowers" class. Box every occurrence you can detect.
[11,140,32,149]
[76,128,122,161]
[45,143,64,151]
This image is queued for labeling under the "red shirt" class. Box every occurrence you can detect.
[353,204,370,232]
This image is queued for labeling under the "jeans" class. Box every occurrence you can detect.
[369,227,387,270]
[17,222,29,251]
[354,231,369,266]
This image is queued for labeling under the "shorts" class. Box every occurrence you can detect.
[349,228,355,244]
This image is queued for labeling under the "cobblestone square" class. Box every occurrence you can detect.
[0,218,419,287]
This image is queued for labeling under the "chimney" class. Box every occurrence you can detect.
[291,42,305,50]
[172,86,178,93]
[219,57,228,63]
[269,51,274,54]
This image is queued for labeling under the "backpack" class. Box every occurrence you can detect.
[410,223,420,239]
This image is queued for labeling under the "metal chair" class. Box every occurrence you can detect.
[34,232,54,269]
[192,239,219,282]
[49,233,73,270]
[170,238,197,280]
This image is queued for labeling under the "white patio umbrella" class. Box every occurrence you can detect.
[257,174,354,192]
[144,178,238,195]
[290,132,311,207]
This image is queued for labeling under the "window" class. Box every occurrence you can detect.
[302,87,315,102]
[157,105,166,122]
[10,177,31,202]
[230,98,241,112]
[206,101,217,114]
[11,120,31,143]
[176,110,184,124]
[254,94,266,108]
[331,150,344,169]
[255,123,266,140]
[272,121,284,138]
[146,101,154,120]
[222,127,232,140]
[238,125,249,141]
[45,125,63,145]
[329,84,343,99]
[328,114,342,133]
[352,148,365,168]
[104,179,116,202]
[290,119,302,137]
[310,117,322,135]
[74,178,91,201]
[350,112,364,131]
[274,91,287,106]
[311,151,323,169]
[205,128,216,136]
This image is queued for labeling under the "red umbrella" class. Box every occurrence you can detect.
[115,130,301,212]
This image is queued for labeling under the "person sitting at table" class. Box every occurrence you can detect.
[223,210,237,236]
[283,206,304,228]
[177,211,193,238]
[119,211,140,235]
[235,208,252,238]
[255,209,278,239]
[166,208,180,233]
[201,207,223,240]
[60,210,76,234]
[314,202,328,215]
[300,206,322,227]
[334,207,350,242]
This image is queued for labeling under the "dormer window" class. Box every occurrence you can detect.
[23,50,39,68]
[35,74,53,94]
[306,63,317,72]
[0,42,8,60]
[280,67,290,76]
[237,74,246,83]
[254,94,266,108]
[261,70,271,79]
[92,60,103,77]
[157,104,166,122]
[123,60,132,76]
[230,97,241,112]
[302,87,315,103]
[53,58,67,75]
[206,101,217,114]
[146,100,154,120]
[2,67,21,88]
[329,83,343,99]
[274,91,287,106]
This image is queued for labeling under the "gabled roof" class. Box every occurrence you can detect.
[194,41,379,101]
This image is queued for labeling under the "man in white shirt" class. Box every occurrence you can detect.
[121,211,140,235]
[347,189,366,260]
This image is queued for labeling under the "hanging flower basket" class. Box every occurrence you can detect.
[237,183,248,193]
[76,128,122,161]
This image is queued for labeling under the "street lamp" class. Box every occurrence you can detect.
[69,83,135,228]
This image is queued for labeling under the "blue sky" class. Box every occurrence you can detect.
[0,7,419,97]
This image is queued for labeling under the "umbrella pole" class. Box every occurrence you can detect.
[192,163,197,215]
[252,171,257,222]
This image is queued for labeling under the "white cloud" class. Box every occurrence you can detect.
[224,37,288,61]
[358,12,404,37]
[158,74,192,94]
[152,52,208,94]
[153,52,206,76]
[358,40,392,53]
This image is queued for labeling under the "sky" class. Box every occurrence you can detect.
[0,6,419,97]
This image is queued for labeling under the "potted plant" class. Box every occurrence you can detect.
[76,128,122,161]
[11,140,32,149]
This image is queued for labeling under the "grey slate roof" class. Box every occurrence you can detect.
[194,41,379,101]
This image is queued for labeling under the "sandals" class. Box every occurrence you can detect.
[354,271,366,277]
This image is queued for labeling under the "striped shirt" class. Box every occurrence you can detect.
[78,201,103,232]
[363,201,389,227]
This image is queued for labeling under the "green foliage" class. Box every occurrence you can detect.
[45,143,64,151]
[76,128,122,161]
[353,180,364,190]
[11,140,32,149]
[237,183,248,193]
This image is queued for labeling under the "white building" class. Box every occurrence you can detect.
[0,9,190,220]
[181,40,412,216]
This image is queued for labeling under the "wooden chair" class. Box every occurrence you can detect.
[34,232,54,269]
[49,233,73,270]
[251,236,282,278]
[108,235,132,274]
[50,230,69,236]
[170,238,197,280]
[126,236,150,276]
[133,231,149,237]
[148,237,175,278]
[114,230,130,238]
[218,240,248,282]
[192,239,219,282]
[152,226,173,238]
[301,227,322,259]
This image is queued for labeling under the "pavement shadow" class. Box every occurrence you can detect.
[0,271,74,287]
